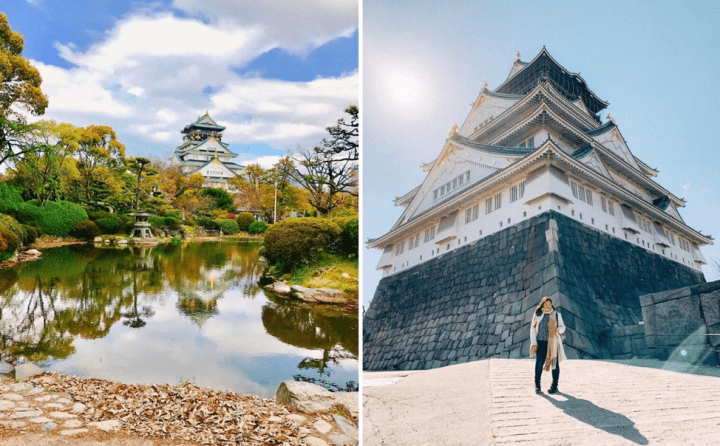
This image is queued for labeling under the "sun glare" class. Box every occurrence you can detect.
[386,70,422,106]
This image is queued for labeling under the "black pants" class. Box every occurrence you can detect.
[535,340,559,386]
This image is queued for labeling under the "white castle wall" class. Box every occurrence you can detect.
[381,166,705,278]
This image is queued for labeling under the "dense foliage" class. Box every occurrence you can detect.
[262,218,341,271]
[15,200,88,237]
[0,183,23,215]
[69,220,101,241]
[216,219,239,235]
[20,224,38,245]
[332,215,358,255]
[196,217,220,231]
[95,217,121,234]
[236,212,256,232]
[0,214,26,260]
[248,221,268,234]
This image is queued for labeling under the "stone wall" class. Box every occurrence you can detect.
[640,280,720,366]
[602,324,648,359]
[364,211,705,371]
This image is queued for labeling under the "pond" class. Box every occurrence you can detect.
[0,242,358,398]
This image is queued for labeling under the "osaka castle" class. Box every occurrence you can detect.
[174,112,245,189]
[363,48,713,371]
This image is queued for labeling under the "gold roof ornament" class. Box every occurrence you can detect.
[515,51,521,62]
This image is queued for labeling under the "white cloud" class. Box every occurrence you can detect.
[30,8,357,158]
[127,86,145,97]
[242,156,283,169]
[171,0,357,52]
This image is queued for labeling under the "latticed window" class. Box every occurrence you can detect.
[395,240,405,256]
[424,226,436,243]
[495,193,502,210]
[465,204,479,223]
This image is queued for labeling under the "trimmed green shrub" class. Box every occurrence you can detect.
[216,219,239,235]
[236,212,256,232]
[0,184,24,216]
[69,220,102,241]
[262,218,341,271]
[20,224,38,245]
[248,221,269,234]
[14,201,88,237]
[332,216,358,255]
[0,213,27,244]
[0,227,21,260]
[164,216,183,231]
[95,217,122,234]
[196,217,220,231]
[87,210,115,221]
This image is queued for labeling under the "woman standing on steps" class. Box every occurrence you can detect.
[529,296,567,394]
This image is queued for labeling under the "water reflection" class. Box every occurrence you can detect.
[0,242,358,396]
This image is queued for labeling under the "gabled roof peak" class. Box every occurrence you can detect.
[497,47,609,114]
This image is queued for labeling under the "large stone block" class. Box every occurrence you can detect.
[700,291,720,327]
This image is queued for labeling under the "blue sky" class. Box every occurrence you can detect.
[363,0,720,308]
[5,0,358,167]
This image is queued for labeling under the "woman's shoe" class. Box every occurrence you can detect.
[535,384,542,394]
[548,383,558,394]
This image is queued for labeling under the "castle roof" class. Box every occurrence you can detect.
[182,111,226,134]
[495,47,609,115]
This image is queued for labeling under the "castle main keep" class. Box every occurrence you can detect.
[363,49,713,371]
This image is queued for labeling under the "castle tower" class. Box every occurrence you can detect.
[174,112,245,190]
[364,48,713,371]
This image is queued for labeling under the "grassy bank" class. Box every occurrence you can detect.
[288,252,358,300]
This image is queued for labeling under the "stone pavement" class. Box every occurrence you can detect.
[363,358,720,445]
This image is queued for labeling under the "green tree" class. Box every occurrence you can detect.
[203,187,234,211]
[0,13,49,167]
[72,125,126,207]
[8,120,79,205]
[126,157,159,211]
[285,106,358,216]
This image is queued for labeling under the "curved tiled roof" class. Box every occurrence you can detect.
[450,134,536,156]
[572,144,594,159]
[585,120,616,136]
[496,48,609,114]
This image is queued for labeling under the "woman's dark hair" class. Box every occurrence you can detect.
[535,297,554,316]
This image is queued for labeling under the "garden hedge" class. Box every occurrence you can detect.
[236,212,256,232]
[216,219,239,235]
[95,217,122,234]
[14,200,88,237]
[332,216,358,255]
[248,221,269,234]
[261,218,341,271]
[69,220,102,241]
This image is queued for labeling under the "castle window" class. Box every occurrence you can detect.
[424,226,436,243]
[571,181,593,206]
[668,232,676,245]
[608,201,615,216]
[637,215,653,234]
[486,198,493,214]
[495,193,502,210]
[395,240,405,256]
[465,204,479,223]
[679,238,691,252]
[601,197,607,212]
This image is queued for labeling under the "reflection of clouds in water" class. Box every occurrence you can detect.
[5,242,357,396]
